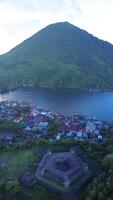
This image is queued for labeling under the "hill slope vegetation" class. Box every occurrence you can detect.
[0,22,113,90]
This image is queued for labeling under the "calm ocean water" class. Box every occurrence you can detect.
[0,88,113,121]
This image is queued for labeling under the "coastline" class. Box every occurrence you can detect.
[1,86,113,122]
[1,85,113,95]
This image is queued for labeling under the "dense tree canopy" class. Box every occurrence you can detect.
[0,22,113,90]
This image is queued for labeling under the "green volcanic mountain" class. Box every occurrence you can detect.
[0,21,113,90]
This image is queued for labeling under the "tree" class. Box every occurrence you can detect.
[103,154,113,170]
[47,119,59,136]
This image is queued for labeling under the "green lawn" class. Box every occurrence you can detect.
[0,148,38,181]
[0,143,92,200]
[0,143,73,182]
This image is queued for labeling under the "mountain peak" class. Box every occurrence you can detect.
[48,21,76,28]
[53,21,73,25]
[0,22,113,90]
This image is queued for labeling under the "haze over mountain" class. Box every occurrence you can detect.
[0,22,113,90]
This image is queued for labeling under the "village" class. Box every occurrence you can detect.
[0,100,109,146]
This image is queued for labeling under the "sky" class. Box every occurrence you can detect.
[0,0,113,54]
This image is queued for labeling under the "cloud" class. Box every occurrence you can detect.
[0,0,113,54]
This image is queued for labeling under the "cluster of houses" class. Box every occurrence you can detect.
[54,113,109,142]
[0,100,109,146]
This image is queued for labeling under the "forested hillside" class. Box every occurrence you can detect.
[0,22,113,90]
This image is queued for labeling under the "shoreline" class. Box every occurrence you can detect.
[1,85,113,94]
[0,99,110,149]
[0,87,113,122]
[0,99,109,123]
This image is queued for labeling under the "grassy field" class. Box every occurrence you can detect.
[0,143,83,181]
[0,144,72,199]
[0,148,38,181]
[0,143,87,199]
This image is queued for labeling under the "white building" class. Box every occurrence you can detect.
[86,121,96,133]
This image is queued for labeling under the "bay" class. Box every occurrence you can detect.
[0,88,113,121]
